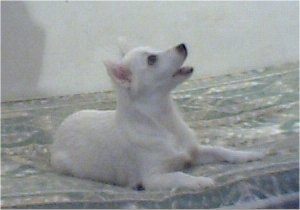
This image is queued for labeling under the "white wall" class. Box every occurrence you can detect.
[2,1,299,101]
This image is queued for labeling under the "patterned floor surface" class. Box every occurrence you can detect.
[1,62,299,208]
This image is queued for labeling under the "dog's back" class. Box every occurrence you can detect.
[51,111,120,180]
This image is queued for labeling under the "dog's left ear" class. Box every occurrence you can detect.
[103,60,132,88]
[118,37,130,57]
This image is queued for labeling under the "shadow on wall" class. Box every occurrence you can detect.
[1,1,45,102]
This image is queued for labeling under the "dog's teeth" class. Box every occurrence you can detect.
[173,67,193,77]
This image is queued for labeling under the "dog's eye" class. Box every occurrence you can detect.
[147,55,157,66]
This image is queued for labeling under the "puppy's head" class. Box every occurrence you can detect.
[104,43,193,97]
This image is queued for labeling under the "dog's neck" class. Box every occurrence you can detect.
[116,89,175,119]
[115,89,191,141]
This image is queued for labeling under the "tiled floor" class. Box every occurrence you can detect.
[1,62,299,208]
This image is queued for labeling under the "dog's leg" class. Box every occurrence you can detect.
[192,145,264,165]
[143,172,215,190]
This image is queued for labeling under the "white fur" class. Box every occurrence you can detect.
[51,43,263,190]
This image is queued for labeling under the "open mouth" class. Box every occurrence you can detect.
[172,66,194,77]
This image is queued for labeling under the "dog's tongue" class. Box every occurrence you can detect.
[173,66,194,77]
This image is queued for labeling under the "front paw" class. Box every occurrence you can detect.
[187,176,215,189]
[231,151,264,163]
[198,177,215,188]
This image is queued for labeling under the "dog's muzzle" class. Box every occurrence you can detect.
[175,43,188,56]
[172,43,193,77]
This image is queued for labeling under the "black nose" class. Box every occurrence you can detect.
[176,43,187,56]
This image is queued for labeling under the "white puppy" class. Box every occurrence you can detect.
[51,43,263,190]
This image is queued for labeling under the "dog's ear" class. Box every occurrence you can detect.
[103,60,132,87]
[117,36,130,57]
